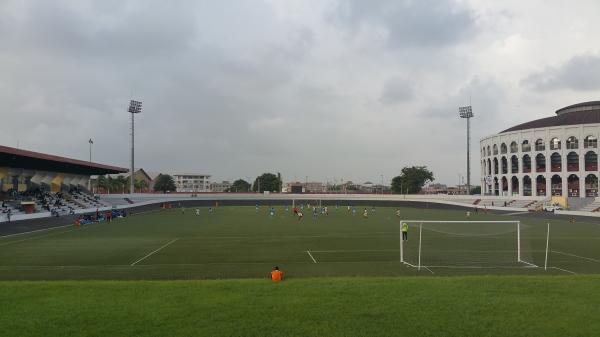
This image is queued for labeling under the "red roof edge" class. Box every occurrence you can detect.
[0,145,128,173]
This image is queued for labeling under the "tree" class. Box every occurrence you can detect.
[97,175,108,193]
[230,179,251,192]
[135,179,149,193]
[470,186,481,195]
[391,166,434,194]
[116,175,128,193]
[154,174,176,193]
[252,173,281,193]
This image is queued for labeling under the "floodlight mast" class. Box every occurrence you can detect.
[459,106,474,195]
[128,100,142,195]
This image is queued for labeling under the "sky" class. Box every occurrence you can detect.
[1,0,600,186]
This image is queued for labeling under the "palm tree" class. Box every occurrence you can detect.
[116,176,128,194]
[135,179,148,193]
[107,176,114,194]
[97,175,108,194]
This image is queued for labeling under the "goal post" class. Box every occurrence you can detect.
[399,220,537,270]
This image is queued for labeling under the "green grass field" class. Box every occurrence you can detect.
[2,205,600,336]
[2,276,600,337]
[1,205,599,279]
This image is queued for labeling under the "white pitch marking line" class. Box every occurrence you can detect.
[505,212,529,216]
[422,266,435,274]
[0,229,76,247]
[551,250,600,263]
[0,224,72,239]
[520,260,539,268]
[310,249,397,253]
[549,266,577,275]
[131,238,179,266]
[306,250,317,264]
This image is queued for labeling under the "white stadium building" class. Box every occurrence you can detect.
[481,101,600,198]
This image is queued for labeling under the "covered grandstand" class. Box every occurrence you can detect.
[0,145,127,219]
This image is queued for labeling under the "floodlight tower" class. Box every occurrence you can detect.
[459,105,474,195]
[88,138,93,192]
[128,100,142,194]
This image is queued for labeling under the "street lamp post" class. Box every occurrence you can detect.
[459,105,474,195]
[128,100,142,195]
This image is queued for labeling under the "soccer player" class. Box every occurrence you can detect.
[466,211,471,218]
[208,207,213,214]
[401,222,408,241]
[269,207,275,217]
[324,206,328,216]
[352,207,356,215]
[396,209,401,218]
[195,208,200,216]
[298,211,303,220]
[255,204,259,212]
[363,208,368,218]
[270,266,283,282]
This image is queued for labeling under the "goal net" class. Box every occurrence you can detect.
[400,220,537,270]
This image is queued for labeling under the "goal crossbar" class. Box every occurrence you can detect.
[399,220,534,271]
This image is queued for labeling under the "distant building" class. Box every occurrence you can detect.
[284,181,325,193]
[422,183,448,194]
[98,168,157,193]
[173,174,211,192]
[447,185,469,195]
[304,182,325,193]
[210,181,231,192]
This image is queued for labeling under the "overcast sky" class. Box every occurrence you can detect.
[2,0,600,186]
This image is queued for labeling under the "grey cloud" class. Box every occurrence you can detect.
[523,54,600,91]
[334,0,477,49]
[380,77,415,105]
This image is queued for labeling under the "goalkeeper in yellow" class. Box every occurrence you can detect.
[401,222,408,241]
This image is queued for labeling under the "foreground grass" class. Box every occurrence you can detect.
[1,276,599,337]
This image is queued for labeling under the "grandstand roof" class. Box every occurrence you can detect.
[0,145,128,175]
[500,101,600,133]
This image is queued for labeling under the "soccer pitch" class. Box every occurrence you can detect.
[1,205,599,280]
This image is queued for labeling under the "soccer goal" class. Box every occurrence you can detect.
[399,220,538,270]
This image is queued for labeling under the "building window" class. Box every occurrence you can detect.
[501,143,507,154]
[510,141,518,153]
[566,136,579,150]
[535,139,545,151]
[522,140,531,152]
[585,136,597,148]
[550,137,561,150]
[493,144,498,155]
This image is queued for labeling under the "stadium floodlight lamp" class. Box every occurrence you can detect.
[128,100,142,114]
[459,105,474,195]
[129,100,143,195]
[459,105,473,119]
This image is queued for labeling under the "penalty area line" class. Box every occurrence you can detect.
[306,250,318,264]
[131,238,179,266]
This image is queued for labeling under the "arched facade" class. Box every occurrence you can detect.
[480,101,600,198]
